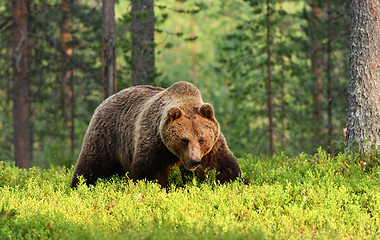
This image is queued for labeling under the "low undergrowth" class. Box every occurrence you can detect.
[0,149,379,239]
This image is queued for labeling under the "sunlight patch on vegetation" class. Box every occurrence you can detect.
[1,150,379,239]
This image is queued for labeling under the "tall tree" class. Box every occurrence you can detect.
[61,0,75,158]
[326,0,333,152]
[310,0,324,148]
[278,0,287,151]
[266,0,274,156]
[131,0,155,85]
[346,0,380,153]
[12,0,31,168]
[102,0,117,99]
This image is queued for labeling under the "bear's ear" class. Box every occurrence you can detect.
[167,106,182,122]
[199,103,214,120]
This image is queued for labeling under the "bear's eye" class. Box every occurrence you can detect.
[182,139,189,147]
[199,139,204,145]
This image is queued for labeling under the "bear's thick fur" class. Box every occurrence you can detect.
[71,82,240,187]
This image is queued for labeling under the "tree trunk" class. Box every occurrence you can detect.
[310,0,323,148]
[266,0,274,156]
[131,0,155,85]
[279,0,287,151]
[326,0,333,153]
[61,0,75,159]
[102,0,117,99]
[346,0,380,153]
[12,0,31,168]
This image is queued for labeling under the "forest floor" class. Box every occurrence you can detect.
[0,149,379,239]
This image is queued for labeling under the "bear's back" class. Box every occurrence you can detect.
[112,85,164,109]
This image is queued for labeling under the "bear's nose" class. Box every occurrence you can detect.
[191,158,201,167]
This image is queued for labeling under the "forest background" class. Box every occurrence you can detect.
[0,0,351,168]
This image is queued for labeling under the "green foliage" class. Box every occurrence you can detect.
[167,166,219,189]
[0,0,103,166]
[1,150,379,239]
[214,0,350,156]
[0,0,353,167]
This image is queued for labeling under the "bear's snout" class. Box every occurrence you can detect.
[183,144,202,171]
[189,158,202,171]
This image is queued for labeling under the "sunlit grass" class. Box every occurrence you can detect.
[1,149,379,239]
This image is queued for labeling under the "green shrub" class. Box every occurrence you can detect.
[0,149,379,239]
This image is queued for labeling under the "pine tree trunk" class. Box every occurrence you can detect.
[266,0,274,156]
[102,0,117,99]
[131,0,155,85]
[12,0,31,168]
[346,0,380,153]
[279,0,287,151]
[326,0,333,153]
[61,0,75,159]
[310,0,323,148]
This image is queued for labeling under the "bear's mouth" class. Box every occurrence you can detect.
[181,156,202,172]
[188,166,198,172]
[187,162,201,172]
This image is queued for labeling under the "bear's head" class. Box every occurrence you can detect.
[160,103,220,171]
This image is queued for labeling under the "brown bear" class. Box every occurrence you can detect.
[71,81,240,187]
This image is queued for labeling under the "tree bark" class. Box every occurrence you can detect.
[310,0,323,148]
[346,0,380,153]
[131,0,155,85]
[279,0,287,151]
[102,0,117,99]
[327,0,333,153]
[61,0,75,159]
[12,0,31,168]
[266,0,274,156]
